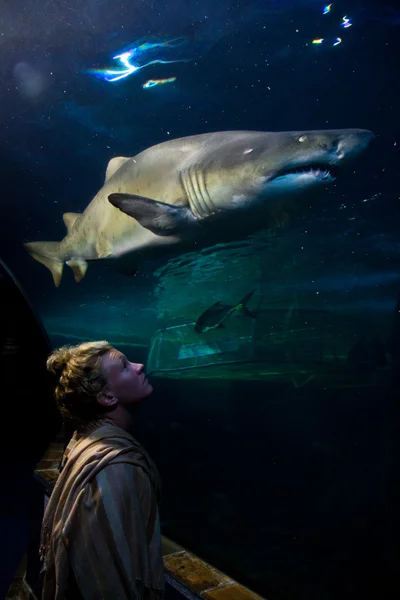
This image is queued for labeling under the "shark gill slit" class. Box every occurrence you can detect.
[185,166,205,217]
[195,166,216,217]
[182,169,202,218]
[199,168,217,215]
[189,166,209,218]
[192,166,209,217]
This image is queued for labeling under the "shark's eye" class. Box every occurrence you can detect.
[298,135,307,143]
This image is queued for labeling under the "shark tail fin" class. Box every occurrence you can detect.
[23,241,64,287]
[238,289,257,319]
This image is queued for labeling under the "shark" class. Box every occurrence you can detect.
[194,289,257,333]
[24,128,374,287]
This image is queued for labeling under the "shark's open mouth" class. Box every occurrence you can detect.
[274,163,339,181]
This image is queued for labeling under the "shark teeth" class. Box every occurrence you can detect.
[276,163,338,180]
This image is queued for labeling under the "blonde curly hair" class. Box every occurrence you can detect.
[46,340,113,423]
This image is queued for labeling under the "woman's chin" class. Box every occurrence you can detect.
[143,381,153,396]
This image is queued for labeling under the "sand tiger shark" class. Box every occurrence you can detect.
[24,128,374,286]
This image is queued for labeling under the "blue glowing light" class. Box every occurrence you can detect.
[341,15,352,28]
[86,37,191,83]
[104,51,140,82]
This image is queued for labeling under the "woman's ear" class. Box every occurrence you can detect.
[96,390,118,408]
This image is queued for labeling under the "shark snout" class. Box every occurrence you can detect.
[262,128,375,192]
[334,129,375,162]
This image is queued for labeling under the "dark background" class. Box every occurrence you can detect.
[0,0,399,598]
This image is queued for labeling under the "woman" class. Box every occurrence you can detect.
[40,340,164,600]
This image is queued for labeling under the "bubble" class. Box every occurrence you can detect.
[13,62,46,100]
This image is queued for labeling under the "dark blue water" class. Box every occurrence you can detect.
[0,0,399,598]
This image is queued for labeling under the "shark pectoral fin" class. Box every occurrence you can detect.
[104,157,130,182]
[95,238,113,259]
[62,212,81,233]
[66,258,88,283]
[108,193,196,236]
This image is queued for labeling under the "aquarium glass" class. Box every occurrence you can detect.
[0,0,398,598]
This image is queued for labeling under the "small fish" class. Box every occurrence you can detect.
[195,290,257,334]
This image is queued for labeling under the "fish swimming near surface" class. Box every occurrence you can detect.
[24,128,374,287]
[195,290,257,333]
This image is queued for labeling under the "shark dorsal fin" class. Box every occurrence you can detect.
[62,212,81,233]
[105,157,130,182]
